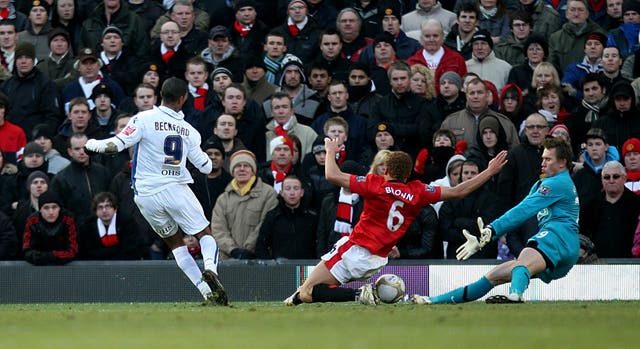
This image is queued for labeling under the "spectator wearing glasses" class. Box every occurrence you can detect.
[580,160,640,257]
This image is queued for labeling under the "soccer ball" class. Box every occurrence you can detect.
[375,274,406,303]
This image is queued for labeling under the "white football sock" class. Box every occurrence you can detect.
[172,245,211,298]
[199,234,219,274]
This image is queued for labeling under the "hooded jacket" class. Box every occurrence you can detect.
[593,81,640,151]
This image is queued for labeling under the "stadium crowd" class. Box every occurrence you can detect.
[1,0,640,265]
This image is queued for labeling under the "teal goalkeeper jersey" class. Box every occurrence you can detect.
[491,170,579,243]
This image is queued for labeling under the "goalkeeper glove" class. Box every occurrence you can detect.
[476,217,495,247]
[456,230,481,261]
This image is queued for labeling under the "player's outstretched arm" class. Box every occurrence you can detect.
[324,137,351,189]
[440,150,508,201]
[85,137,124,154]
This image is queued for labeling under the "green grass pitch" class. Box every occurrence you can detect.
[1,301,637,349]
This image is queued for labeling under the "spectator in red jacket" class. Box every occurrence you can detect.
[407,18,467,95]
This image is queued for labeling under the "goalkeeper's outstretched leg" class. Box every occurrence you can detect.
[413,137,579,305]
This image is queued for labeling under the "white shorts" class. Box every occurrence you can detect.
[134,183,209,238]
[321,236,388,284]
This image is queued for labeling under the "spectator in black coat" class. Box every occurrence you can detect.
[495,112,547,256]
[98,25,145,96]
[12,170,49,251]
[278,0,321,65]
[50,133,110,227]
[256,176,318,259]
[229,0,269,59]
[0,41,61,139]
[0,142,50,217]
[22,190,77,265]
[593,80,640,152]
[369,61,430,158]
[78,192,147,260]
[580,160,640,258]
[149,21,192,83]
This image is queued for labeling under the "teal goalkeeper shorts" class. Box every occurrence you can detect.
[526,229,580,283]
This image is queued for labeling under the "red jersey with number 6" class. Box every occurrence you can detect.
[348,174,442,257]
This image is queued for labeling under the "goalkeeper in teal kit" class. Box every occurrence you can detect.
[413,137,580,304]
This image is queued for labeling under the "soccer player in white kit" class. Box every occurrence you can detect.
[85,78,227,306]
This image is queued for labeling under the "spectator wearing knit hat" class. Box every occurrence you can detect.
[548,0,607,76]
[466,29,512,92]
[90,82,124,135]
[358,2,421,65]
[622,137,640,193]
[0,41,61,141]
[35,28,76,89]
[230,0,269,59]
[32,123,70,174]
[98,25,145,96]
[17,0,54,62]
[276,0,321,65]
[258,135,303,193]
[593,80,640,151]
[359,121,399,167]
[264,54,322,126]
[12,169,49,247]
[367,31,397,95]
[561,32,607,97]
[211,149,278,260]
[241,55,277,104]
[200,25,244,83]
[0,140,51,216]
[22,190,78,265]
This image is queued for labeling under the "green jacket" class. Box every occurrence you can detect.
[548,20,605,75]
[530,1,562,38]
[494,34,527,66]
